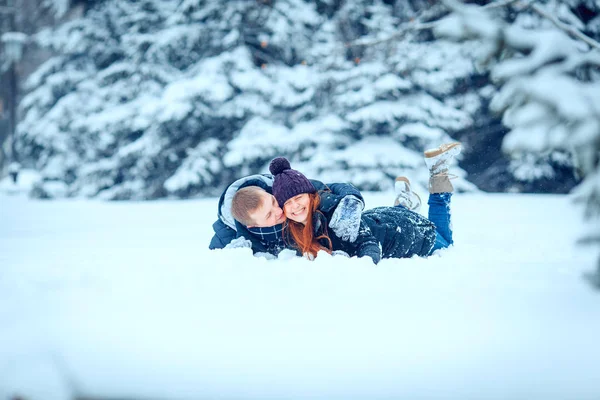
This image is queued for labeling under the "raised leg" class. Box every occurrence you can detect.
[424,142,461,254]
[428,193,453,252]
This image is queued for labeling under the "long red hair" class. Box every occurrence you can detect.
[284,193,332,259]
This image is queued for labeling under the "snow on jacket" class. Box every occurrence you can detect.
[361,206,436,259]
[289,189,437,264]
[285,184,382,263]
[209,175,365,255]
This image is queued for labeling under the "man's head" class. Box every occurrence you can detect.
[231,186,286,228]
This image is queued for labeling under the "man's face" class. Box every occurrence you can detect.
[247,191,286,228]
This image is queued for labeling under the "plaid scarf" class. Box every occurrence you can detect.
[247,224,286,252]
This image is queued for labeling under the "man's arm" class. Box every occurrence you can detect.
[209,220,237,249]
[326,182,363,202]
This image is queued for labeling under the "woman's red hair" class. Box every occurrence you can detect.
[284,193,332,259]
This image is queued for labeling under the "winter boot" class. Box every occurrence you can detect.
[425,142,461,194]
[429,174,454,194]
[394,176,422,211]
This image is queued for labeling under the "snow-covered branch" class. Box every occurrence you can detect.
[17,0,481,199]
[346,20,438,47]
[527,2,600,51]
[346,2,446,47]
[436,0,600,280]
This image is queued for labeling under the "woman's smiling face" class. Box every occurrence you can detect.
[283,193,310,225]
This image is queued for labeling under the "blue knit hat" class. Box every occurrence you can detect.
[269,157,316,207]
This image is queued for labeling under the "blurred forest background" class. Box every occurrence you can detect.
[0,0,598,201]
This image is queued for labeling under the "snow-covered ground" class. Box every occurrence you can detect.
[1,189,598,400]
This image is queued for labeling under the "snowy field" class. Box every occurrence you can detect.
[1,189,599,400]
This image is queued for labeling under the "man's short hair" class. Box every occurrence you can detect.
[231,186,265,226]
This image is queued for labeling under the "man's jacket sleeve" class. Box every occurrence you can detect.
[209,220,236,249]
[326,182,364,202]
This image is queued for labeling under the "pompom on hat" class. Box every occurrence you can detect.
[269,157,316,207]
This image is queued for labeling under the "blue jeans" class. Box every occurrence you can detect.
[428,193,453,254]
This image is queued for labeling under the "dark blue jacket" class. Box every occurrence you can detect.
[209,174,275,253]
[303,186,381,263]
[297,191,437,264]
[362,206,436,259]
[209,175,364,255]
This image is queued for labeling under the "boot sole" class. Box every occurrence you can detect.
[394,176,421,210]
[424,142,461,158]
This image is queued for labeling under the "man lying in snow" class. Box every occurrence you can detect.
[208,174,366,258]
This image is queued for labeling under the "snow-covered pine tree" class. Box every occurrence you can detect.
[434,0,600,284]
[20,0,271,199]
[16,0,578,200]
[17,0,483,199]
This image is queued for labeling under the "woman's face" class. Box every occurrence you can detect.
[284,193,310,225]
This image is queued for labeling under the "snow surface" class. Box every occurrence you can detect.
[0,191,599,400]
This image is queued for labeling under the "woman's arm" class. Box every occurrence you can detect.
[351,219,382,264]
[315,182,365,243]
[332,217,381,264]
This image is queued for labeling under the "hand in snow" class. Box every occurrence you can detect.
[254,252,277,260]
[329,195,364,243]
[225,237,252,249]
[332,250,350,258]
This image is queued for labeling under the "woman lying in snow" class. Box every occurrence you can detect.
[268,142,461,264]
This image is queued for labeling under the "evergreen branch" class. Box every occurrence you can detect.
[526,2,600,51]
[447,0,600,51]
[358,0,600,53]
[345,0,522,48]
[346,20,438,47]
[0,5,16,14]
[346,3,446,47]
[250,47,279,65]
[481,0,521,9]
